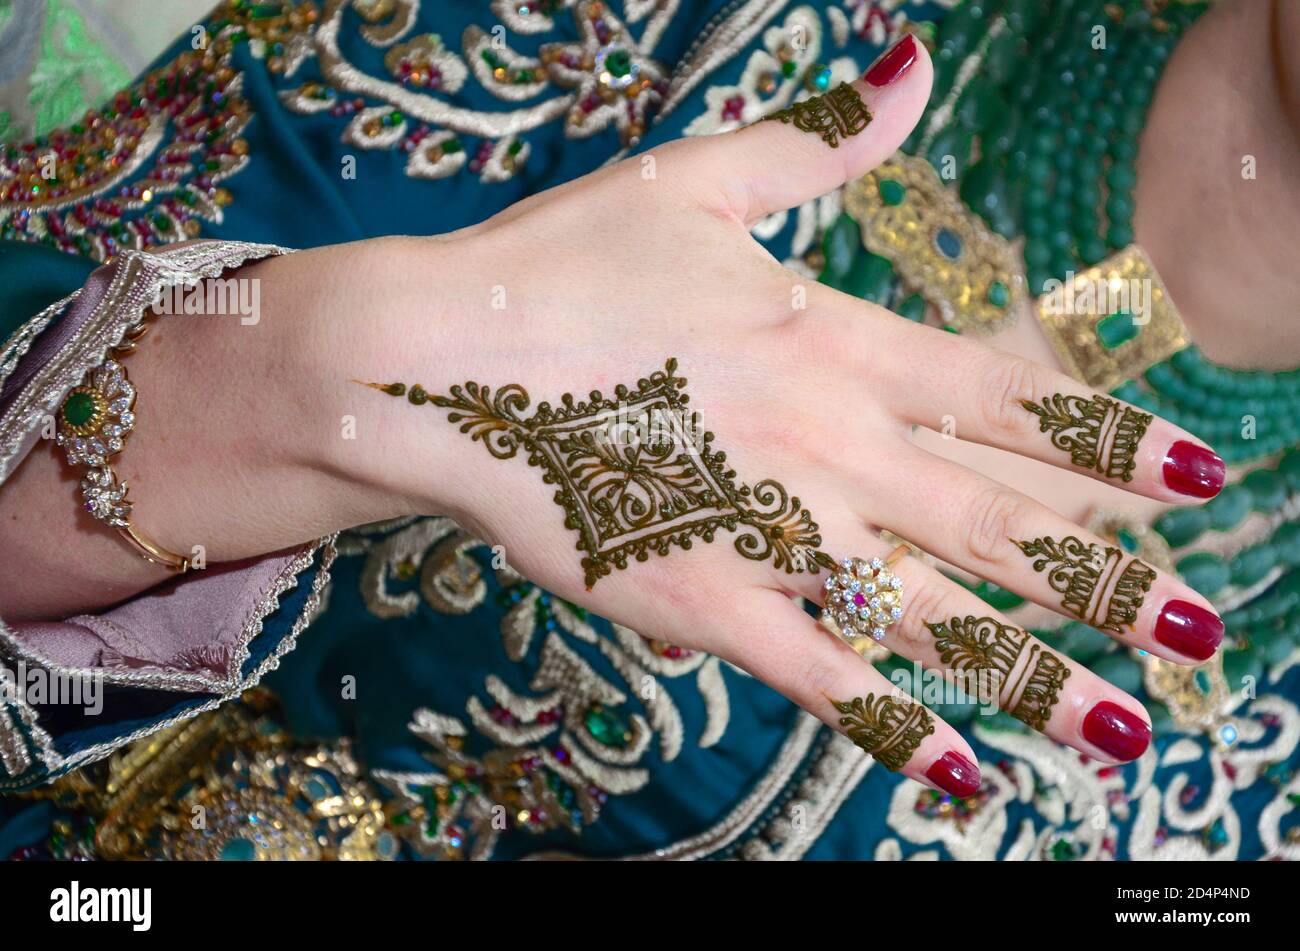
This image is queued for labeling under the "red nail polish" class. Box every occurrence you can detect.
[1154,599,1224,661]
[925,751,981,798]
[1163,441,1226,498]
[1082,702,1151,762]
[864,35,918,87]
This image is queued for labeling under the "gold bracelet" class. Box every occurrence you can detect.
[55,319,191,573]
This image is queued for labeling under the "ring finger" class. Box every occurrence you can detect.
[787,527,1154,764]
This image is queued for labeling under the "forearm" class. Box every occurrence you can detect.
[0,237,437,621]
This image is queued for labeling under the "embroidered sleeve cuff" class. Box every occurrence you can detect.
[0,241,337,791]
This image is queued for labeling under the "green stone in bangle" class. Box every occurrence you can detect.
[894,293,927,322]
[878,179,906,206]
[62,390,97,428]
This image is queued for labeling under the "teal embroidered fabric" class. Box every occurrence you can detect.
[0,0,1296,861]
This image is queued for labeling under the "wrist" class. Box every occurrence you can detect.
[298,235,482,527]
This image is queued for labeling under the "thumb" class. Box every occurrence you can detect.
[692,34,932,226]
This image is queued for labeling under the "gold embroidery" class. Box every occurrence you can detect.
[23,697,393,861]
[0,46,248,259]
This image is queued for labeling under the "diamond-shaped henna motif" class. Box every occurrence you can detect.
[360,358,837,587]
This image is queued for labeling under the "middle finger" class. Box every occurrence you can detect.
[862,441,1225,663]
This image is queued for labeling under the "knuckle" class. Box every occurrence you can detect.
[894,578,968,654]
[980,355,1043,439]
[777,304,848,367]
[797,650,846,704]
[963,486,1027,567]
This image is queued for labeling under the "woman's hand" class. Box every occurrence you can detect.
[0,37,1226,796]
[321,37,1225,794]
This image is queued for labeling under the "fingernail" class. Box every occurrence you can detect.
[864,34,918,87]
[925,751,981,798]
[1154,599,1224,661]
[1082,701,1151,762]
[1163,441,1226,498]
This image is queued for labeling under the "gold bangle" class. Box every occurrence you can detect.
[54,319,191,573]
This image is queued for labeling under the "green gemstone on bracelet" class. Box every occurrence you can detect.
[895,293,927,322]
[1096,309,1140,349]
[987,280,1009,308]
[1194,668,1212,694]
[62,390,98,428]
[878,179,906,206]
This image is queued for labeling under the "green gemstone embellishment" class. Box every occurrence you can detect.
[605,49,632,79]
[1050,837,1079,861]
[987,280,1009,308]
[878,179,906,206]
[62,391,98,428]
[584,704,628,747]
[1096,309,1141,350]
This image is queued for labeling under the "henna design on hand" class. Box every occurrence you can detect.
[925,616,1070,732]
[1014,535,1155,635]
[359,359,837,588]
[1020,393,1151,483]
[763,83,872,148]
[831,693,934,770]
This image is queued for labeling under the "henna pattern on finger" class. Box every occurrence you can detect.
[763,82,872,148]
[1014,535,1155,635]
[359,359,838,588]
[1020,393,1151,483]
[831,694,934,771]
[926,616,1070,732]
